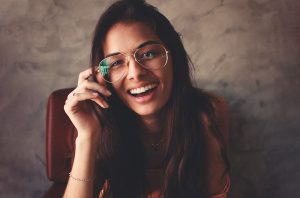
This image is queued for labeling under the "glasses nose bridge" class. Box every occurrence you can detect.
[123,49,140,66]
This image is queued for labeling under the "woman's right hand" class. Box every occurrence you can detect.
[64,67,111,141]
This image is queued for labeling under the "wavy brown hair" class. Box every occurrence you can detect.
[90,0,230,197]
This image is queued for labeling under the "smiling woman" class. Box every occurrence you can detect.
[63,0,230,198]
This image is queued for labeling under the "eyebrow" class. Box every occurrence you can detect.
[104,40,161,58]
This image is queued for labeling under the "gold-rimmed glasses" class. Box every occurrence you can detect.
[98,43,170,83]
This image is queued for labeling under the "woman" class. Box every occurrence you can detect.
[63,0,230,197]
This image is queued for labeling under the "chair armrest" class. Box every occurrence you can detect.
[43,182,67,198]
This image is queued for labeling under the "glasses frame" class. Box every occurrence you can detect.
[97,43,170,83]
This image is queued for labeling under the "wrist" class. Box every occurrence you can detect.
[75,133,100,151]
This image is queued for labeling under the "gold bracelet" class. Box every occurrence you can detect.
[68,172,95,182]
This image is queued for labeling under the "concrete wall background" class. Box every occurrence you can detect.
[0,0,299,197]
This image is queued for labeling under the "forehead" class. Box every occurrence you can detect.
[102,22,162,56]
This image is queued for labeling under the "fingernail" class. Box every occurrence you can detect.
[102,101,109,108]
[106,90,112,96]
[92,92,98,96]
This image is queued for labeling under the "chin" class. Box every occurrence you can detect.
[131,104,163,118]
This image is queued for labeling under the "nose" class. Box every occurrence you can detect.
[126,56,147,81]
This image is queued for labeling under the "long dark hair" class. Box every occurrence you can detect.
[90,0,230,197]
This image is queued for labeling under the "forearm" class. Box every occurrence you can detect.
[63,135,99,198]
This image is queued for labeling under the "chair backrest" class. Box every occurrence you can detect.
[46,88,77,182]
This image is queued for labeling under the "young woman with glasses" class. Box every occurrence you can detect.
[63,0,230,197]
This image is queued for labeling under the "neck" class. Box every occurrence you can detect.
[138,112,166,166]
[139,114,162,135]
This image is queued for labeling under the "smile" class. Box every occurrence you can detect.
[128,83,158,95]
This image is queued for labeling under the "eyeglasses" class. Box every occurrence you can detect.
[98,43,170,83]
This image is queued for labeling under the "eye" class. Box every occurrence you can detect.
[141,51,157,59]
[110,59,124,68]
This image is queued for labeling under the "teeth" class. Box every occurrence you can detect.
[129,84,157,94]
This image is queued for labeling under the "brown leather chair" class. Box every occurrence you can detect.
[43,88,229,197]
[44,88,77,198]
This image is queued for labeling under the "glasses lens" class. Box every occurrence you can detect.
[135,44,167,69]
[99,54,127,83]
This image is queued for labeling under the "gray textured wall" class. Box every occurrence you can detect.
[0,0,299,197]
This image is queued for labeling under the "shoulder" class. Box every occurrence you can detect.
[193,89,230,143]
[207,91,230,142]
[194,89,230,194]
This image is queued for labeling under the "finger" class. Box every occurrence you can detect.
[90,96,109,108]
[78,68,94,85]
[79,80,112,96]
[66,88,78,100]
[65,91,98,108]
[67,91,109,109]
